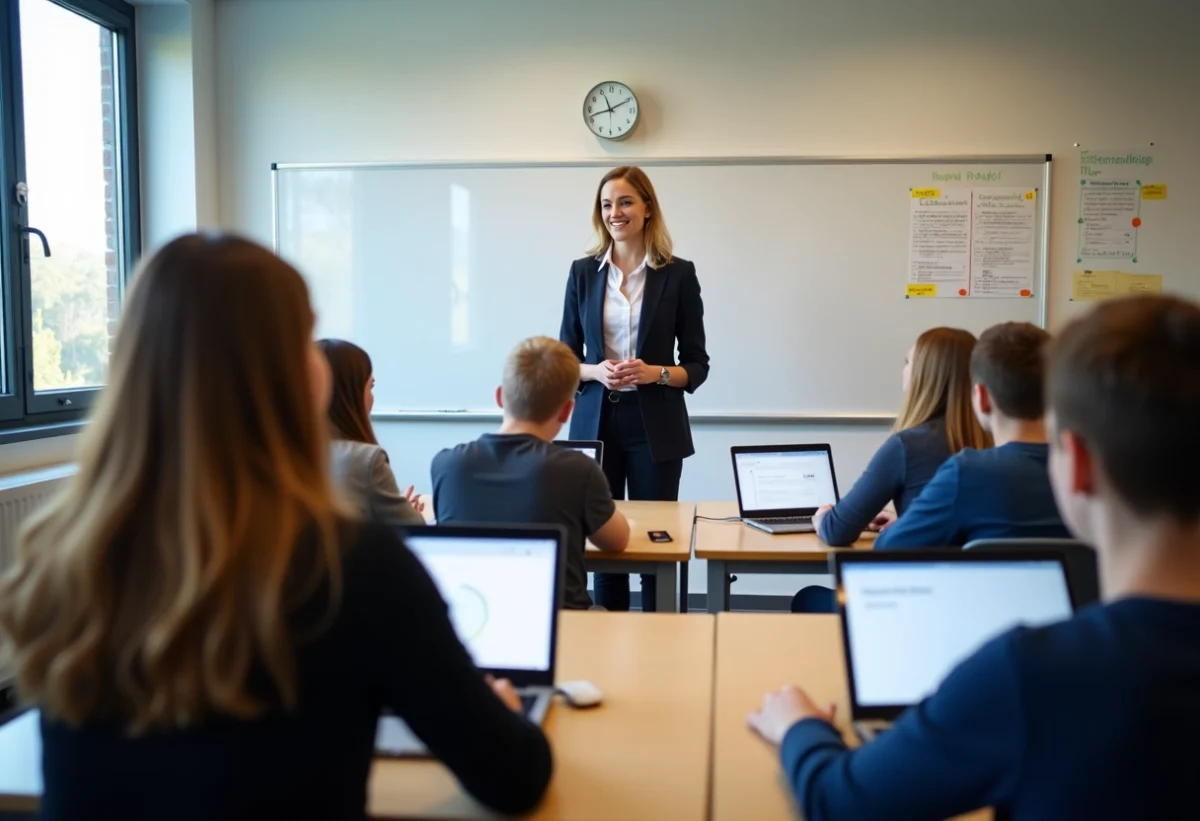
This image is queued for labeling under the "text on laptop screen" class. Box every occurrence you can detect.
[842,560,1072,707]
[565,446,598,461]
[734,450,836,512]
[403,535,557,672]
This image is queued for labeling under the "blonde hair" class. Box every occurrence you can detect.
[894,327,992,454]
[502,336,581,423]
[585,166,674,268]
[0,234,343,733]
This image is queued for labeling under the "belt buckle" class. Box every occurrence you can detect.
[607,390,621,403]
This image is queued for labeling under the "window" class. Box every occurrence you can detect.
[0,0,140,435]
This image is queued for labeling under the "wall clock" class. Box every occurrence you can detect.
[583,81,638,141]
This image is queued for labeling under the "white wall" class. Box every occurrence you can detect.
[210,0,1200,594]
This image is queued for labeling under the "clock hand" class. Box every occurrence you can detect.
[611,98,632,110]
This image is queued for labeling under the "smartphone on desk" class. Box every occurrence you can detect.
[648,530,672,543]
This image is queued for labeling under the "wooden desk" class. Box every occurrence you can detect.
[712,613,988,821]
[695,502,874,612]
[585,501,694,612]
[370,611,714,820]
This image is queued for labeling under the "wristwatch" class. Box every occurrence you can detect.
[657,366,671,386]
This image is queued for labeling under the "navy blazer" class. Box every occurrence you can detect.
[559,255,709,463]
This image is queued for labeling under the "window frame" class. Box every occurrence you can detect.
[0,0,141,439]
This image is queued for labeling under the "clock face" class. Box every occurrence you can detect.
[583,82,638,141]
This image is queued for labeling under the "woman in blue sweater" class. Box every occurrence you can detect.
[792,327,989,612]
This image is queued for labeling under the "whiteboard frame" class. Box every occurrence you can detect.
[272,154,1052,424]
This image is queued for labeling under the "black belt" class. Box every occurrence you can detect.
[606,389,639,403]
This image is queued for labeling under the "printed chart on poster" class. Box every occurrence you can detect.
[908,187,1037,298]
[1071,148,1167,302]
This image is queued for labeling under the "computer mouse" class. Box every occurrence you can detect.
[556,680,603,708]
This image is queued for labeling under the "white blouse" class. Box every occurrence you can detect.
[599,247,651,390]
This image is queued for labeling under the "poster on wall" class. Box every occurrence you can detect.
[907,188,1036,298]
[1076,148,1162,264]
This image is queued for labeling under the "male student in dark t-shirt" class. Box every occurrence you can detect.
[748,294,1200,820]
[432,336,630,609]
[875,321,1070,548]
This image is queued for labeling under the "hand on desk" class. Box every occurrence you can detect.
[867,509,897,532]
[486,675,522,713]
[811,504,833,532]
[747,685,836,746]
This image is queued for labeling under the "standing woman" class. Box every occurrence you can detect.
[560,166,709,612]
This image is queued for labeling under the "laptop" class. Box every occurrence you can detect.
[832,550,1075,743]
[555,439,604,466]
[375,524,566,758]
[730,444,840,533]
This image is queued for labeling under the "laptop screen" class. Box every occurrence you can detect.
[841,559,1073,711]
[564,445,597,461]
[403,533,558,673]
[734,449,837,513]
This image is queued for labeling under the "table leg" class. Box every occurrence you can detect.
[679,560,689,613]
[654,562,679,613]
[707,560,730,613]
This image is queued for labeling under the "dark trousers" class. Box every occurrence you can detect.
[790,586,837,613]
[594,391,683,612]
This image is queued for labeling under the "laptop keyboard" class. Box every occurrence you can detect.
[757,516,813,524]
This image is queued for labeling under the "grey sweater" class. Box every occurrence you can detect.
[330,439,424,527]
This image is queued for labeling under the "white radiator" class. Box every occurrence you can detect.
[0,465,76,576]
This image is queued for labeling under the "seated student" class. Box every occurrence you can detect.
[747,294,1200,820]
[815,327,988,545]
[792,328,989,612]
[874,321,1070,549]
[0,235,551,820]
[319,338,424,526]
[432,335,630,610]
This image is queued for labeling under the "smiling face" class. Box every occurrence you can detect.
[600,177,650,244]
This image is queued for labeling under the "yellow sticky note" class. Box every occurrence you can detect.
[1141,184,1167,200]
[1116,272,1162,295]
[1072,270,1117,301]
[1023,190,1037,201]
[906,283,937,298]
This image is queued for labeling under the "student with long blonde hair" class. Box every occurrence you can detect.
[0,235,551,819]
[791,327,988,612]
[813,327,989,546]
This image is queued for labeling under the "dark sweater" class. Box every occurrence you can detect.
[875,442,1070,549]
[38,522,552,820]
[818,419,951,546]
[780,598,1200,820]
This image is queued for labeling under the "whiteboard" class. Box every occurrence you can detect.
[273,157,1050,419]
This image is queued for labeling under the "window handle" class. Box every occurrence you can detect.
[19,226,51,258]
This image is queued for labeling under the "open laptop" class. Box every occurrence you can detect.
[555,439,604,466]
[375,524,566,758]
[832,550,1075,743]
[731,444,840,533]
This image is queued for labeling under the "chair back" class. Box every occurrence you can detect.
[963,538,1100,607]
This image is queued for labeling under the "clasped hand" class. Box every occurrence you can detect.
[592,358,656,389]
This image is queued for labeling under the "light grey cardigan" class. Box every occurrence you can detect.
[330,439,424,527]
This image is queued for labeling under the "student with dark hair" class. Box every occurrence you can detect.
[874,321,1069,549]
[747,295,1200,819]
[319,339,424,527]
[0,235,551,820]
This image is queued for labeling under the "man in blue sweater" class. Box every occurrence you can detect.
[874,321,1069,549]
[748,295,1200,819]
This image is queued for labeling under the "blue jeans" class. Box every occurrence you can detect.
[593,391,683,612]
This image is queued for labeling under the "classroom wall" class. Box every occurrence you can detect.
[210,0,1200,594]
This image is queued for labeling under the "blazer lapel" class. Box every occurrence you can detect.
[587,260,606,361]
[636,266,667,356]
